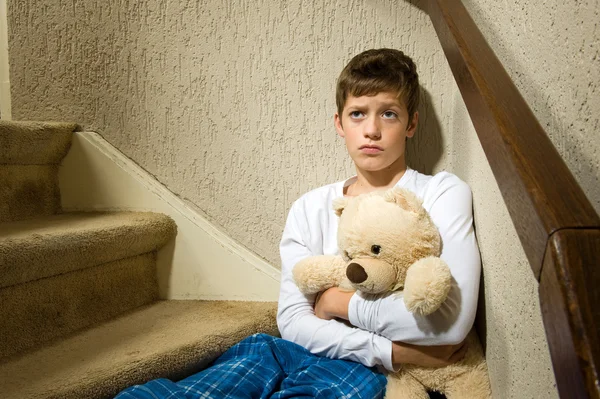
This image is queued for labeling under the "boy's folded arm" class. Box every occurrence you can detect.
[277,202,395,371]
[278,270,395,370]
[348,179,481,345]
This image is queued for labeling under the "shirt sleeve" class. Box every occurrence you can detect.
[347,176,481,345]
[276,199,395,371]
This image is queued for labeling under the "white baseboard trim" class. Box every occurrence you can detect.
[59,132,281,301]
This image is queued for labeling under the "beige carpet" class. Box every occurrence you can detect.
[0,211,177,288]
[0,120,76,164]
[0,300,279,399]
[0,120,77,222]
[0,252,159,359]
[0,164,62,222]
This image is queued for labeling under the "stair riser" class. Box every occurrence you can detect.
[0,165,61,222]
[0,252,159,359]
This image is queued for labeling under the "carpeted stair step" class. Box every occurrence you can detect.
[0,211,176,358]
[0,120,75,164]
[0,211,176,289]
[0,252,159,359]
[0,120,77,222]
[0,300,279,399]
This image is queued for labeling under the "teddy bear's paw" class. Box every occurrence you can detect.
[385,372,429,399]
[292,255,346,294]
[404,257,452,316]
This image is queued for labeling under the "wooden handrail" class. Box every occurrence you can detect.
[423,1,600,398]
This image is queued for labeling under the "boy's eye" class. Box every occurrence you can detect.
[349,111,364,118]
[382,111,397,119]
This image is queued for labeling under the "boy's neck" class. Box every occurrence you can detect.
[345,161,409,197]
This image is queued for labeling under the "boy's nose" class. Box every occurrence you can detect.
[363,117,381,139]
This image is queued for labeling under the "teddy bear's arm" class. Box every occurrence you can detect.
[403,257,452,316]
[292,255,347,295]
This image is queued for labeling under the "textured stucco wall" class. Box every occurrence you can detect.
[9,0,599,396]
[8,0,455,266]
[462,0,600,215]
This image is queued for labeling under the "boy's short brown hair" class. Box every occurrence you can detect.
[336,49,420,120]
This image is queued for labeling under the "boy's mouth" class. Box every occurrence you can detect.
[359,145,383,154]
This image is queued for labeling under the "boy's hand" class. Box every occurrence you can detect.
[392,340,468,368]
[314,287,354,321]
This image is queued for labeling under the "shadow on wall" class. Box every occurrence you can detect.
[406,87,444,175]
[475,256,487,352]
[402,0,427,12]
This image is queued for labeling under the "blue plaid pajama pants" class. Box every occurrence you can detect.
[116,333,387,398]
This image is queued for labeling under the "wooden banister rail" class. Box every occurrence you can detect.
[423,1,600,398]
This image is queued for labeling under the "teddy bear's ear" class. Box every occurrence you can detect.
[383,187,423,214]
[332,197,349,217]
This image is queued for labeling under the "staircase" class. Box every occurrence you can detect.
[0,120,279,398]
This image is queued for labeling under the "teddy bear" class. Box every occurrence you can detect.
[292,187,491,398]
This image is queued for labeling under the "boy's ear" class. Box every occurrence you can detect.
[406,111,419,138]
[334,113,345,138]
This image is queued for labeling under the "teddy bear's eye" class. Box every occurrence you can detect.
[371,245,382,255]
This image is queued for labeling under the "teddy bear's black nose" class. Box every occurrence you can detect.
[346,263,368,284]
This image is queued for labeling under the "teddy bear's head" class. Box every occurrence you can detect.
[333,187,441,294]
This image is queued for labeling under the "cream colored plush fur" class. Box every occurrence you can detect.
[292,187,491,398]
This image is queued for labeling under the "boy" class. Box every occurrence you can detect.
[277,48,479,373]
[117,48,479,398]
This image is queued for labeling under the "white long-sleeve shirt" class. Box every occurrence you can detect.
[276,168,481,371]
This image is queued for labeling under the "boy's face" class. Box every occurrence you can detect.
[334,91,418,175]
